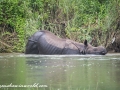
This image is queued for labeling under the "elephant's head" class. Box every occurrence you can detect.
[84,40,107,55]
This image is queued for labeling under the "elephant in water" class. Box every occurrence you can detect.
[25,30,107,55]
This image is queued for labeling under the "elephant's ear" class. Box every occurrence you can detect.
[84,40,88,46]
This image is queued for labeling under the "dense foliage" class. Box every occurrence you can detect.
[0,0,120,52]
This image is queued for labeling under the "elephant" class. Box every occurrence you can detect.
[25,30,107,55]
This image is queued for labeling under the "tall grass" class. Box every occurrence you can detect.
[0,0,119,52]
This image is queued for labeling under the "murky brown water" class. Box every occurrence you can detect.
[0,53,120,90]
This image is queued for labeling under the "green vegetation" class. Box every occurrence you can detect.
[0,0,120,53]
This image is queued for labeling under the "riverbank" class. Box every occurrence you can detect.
[0,0,120,53]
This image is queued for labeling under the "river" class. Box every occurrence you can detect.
[0,53,120,90]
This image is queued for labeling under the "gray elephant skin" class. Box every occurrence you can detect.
[25,30,107,55]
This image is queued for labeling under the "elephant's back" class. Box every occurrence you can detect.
[37,30,66,54]
[40,31,65,48]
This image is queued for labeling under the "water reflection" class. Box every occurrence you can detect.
[0,55,26,85]
[0,53,120,90]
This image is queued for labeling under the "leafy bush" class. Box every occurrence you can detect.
[0,0,119,52]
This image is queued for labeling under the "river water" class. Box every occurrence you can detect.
[0,53,120,90]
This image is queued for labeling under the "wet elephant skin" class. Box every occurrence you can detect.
[25,30,107,55]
